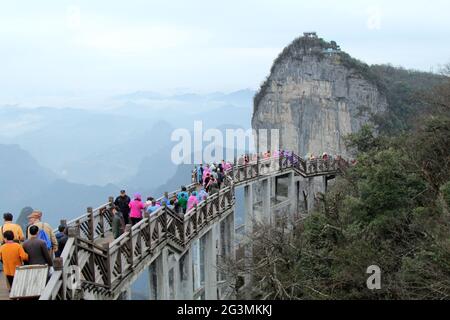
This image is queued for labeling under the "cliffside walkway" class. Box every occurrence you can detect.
[1,153,347,300]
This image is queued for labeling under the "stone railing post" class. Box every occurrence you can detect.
[53,257,64,270]
[87,207,94,241]
[87,207,96,281]
[53,257,65,299]
[99,209,105,238]
[143,212,151,249]
[205,195,211,222]
[125,224,133,269]
[67,226,79,238]
[162,207,168,236]
[102,243,112,288]
[66,226,80,299]
[105,196,115,235]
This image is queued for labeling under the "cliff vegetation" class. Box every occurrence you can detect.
[233,64,450,300]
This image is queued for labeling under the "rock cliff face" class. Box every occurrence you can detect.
[252,34,388,157]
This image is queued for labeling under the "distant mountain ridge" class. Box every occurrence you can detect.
[113,89,255,107]
[0,89,256,225]
[0,90,255,187]
[0,143,118,226]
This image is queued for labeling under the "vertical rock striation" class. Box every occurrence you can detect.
[252,33,388,157]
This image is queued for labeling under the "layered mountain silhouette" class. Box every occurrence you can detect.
[0,144,118,226]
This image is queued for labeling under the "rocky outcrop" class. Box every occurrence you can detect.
[252,33,388,157]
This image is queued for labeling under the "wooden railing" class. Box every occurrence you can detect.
[40,152,347,300]
[63,199,115,242]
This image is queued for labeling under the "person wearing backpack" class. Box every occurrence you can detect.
[26,211,58,255]
[23,225,53,268]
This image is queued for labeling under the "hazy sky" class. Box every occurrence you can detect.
[1,0,449,107]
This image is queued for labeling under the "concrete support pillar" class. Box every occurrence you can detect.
[204,226,218,300]
[244,184,253,284]
[307,177,315,213]
[322,175,328,194]
[261,178,271,224]
[148,264,156,300]
[274,176,278,202]
[181,248,194,300]
[173,256,181,300]
[244,185,254,233]
[272,176,277,201]
[228,211,236,299]
[243,184,255,292]
[156,248,170,300]
[217,212,236,299]
[288,172,297,215]
[229,208,236,262]
[121,287,132,300]
[193,240,201,294]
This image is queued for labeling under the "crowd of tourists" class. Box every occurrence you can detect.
[228,150,348,168]
[110,151,345,240]
[0,211,68,292]
[111,161,234,241]
[0,150,350,295]
[112,189,185,237]
[0,188,189,293]
[192,160,233,190]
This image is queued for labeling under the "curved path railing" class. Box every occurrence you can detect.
[39,153,347,300]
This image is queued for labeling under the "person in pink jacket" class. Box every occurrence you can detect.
[187,192,199,212]
[129,193,145,225]
[224,162,232,171]
[202,165,211,184]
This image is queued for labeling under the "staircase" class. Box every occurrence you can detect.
[33,153,347,300]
